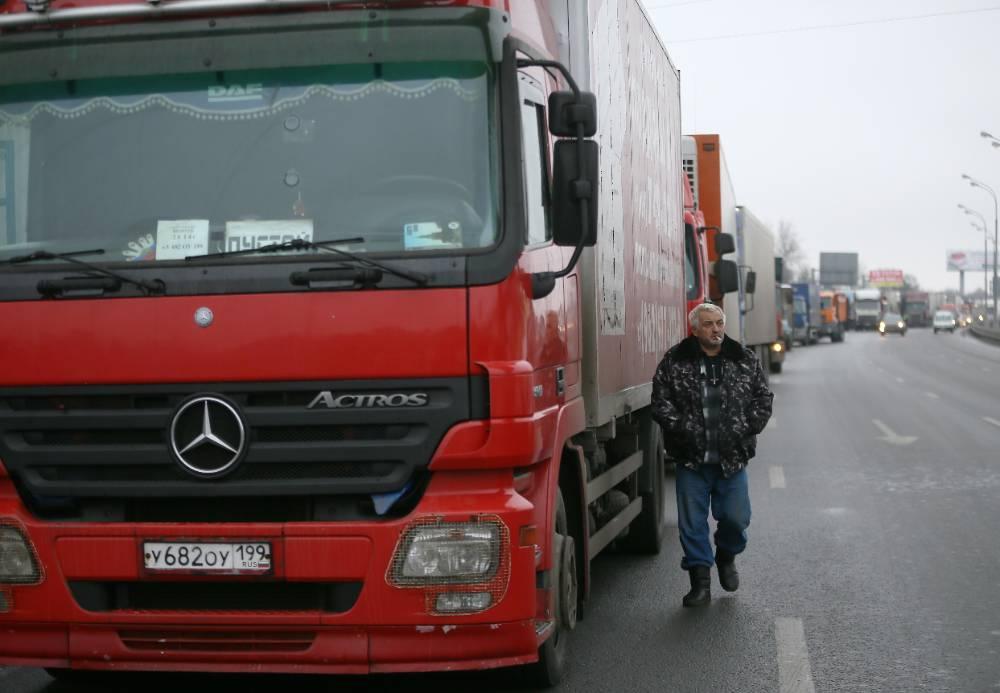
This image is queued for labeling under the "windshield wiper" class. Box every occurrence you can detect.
[3,249,166,296]
[188,237,428,286]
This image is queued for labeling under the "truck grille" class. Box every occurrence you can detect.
[0,378,486,521]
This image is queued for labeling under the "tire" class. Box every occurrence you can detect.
[623,415,666,554]
[769,359,782,374]
[934,328,938,334]
[526,489,577,687]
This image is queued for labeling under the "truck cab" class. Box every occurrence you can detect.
[818,290,847,343]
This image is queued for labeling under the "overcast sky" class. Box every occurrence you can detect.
[646,0,1000,293]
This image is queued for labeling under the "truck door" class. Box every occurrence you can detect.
[515,70,570,374]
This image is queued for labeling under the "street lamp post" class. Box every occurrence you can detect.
[959,204,989,306]
[962,174,999,326]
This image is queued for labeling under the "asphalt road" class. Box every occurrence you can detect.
[3,327,999,692]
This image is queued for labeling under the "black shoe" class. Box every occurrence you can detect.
[682,566,711,607]
[716,549,739,592]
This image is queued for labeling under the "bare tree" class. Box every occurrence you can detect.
[775,220,804,282]
[904,274,921,290]
[795,265,815,283]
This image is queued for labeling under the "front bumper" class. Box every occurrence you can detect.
[0,471,543,674]
[0,620,539,673]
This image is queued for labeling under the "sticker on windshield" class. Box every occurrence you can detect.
[156,220,211,260]
[122,233,157,262]
[403,222,462,250]
[225,220,314,253]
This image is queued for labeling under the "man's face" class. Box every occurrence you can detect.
[693,310,726,349]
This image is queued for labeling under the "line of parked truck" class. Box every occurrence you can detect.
[785,284,941,343]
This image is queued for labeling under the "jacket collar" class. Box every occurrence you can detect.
[674,334,744,362]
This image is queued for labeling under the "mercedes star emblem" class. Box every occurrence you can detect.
[169,395,247,478]
[194,307,214,328]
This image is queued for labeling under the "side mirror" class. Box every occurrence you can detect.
[745,270,757,295]
[551,139,598,247]
[715,259,739,294]
[548,91,597,137]
[714,232,735,256]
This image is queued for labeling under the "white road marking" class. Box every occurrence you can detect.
[776,617,816,693]
[769,466,786,489]
[984,417,1000,429]
[872,419,917,445]
[924,392,940,399]
[770,377,783,385]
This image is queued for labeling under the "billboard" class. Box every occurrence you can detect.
[946,249,995,271]
[819,252,858,287]
[868,269,904,288]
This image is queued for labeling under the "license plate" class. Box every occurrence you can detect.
[142,541,272,574]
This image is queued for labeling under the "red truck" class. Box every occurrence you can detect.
[0,0,691,684]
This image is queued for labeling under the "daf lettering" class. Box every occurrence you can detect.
[207,84,265,102]
[307,392,429,409]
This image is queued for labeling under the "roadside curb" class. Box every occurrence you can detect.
[969,324,1000,346]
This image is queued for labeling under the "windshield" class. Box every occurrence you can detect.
[856,299,880,311]
[0,63,497,263]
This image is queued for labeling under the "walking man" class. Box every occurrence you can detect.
[651,303,773,607]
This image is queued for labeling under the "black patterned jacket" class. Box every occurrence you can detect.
[651,334,773,477]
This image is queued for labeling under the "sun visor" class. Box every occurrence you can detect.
[0,6,509,88]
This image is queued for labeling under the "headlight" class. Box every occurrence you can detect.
[898,322,904,329]
[390,519,503,585]
[879,322,886,331]
[771,342,783,352]
[0,526,42,584]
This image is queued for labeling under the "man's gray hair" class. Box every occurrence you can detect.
[688,303,725,329]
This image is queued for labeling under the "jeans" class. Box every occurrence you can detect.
[675,464,751,570]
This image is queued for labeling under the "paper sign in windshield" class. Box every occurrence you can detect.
[403,222,462,250]
[225,220,314,253]
[156,220,210,260]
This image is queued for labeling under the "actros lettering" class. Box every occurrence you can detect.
[307,392,429,410]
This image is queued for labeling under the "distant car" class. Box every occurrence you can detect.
[932,310,956,334]
[879,312,907,337]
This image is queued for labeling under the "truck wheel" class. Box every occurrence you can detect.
[623,416,665,554]
[527,488,576,687]
[769,359,782,374]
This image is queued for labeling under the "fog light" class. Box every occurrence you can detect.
[435,591,492,613]
[0,526,41,584]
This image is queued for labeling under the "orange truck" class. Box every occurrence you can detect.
[819,290,848,342]
[682,134,782,374]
